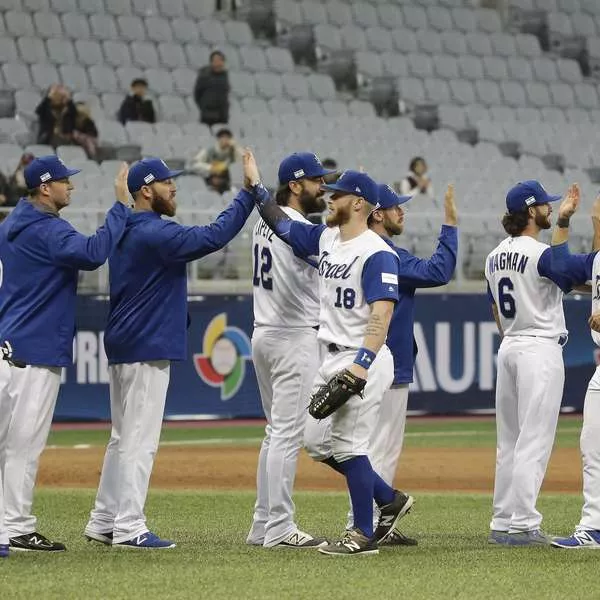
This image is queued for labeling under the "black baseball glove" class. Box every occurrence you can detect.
[308,369,367,420]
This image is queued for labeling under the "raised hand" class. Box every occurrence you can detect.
[558,183,580,219]
[443,183,457,226]
[589,311,600,332]
[243,148,261,190]
[114,162,130,206]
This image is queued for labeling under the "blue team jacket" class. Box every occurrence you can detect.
[0,199,129,367]
[385,225,458,384]
[104,189,255,364]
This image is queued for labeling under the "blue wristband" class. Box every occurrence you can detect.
[354,347,376,369]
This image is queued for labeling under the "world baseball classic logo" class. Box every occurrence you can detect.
[194,313,252,401]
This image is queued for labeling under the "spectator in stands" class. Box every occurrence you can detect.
[0,153,34,208]
[118,79,156,125]
[186,127,241,194]
[322,158,339,184]
[35,84,77,147]
[194,51,230,127]
[73,102,99,160]
[396,157,434,199]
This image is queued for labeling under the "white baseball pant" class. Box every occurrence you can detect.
[86,360,170,544]
[304,345,394,462]
[576,367,600,531]
[490,336,564,533]
[247,326,320,547]
[0,362,61,538]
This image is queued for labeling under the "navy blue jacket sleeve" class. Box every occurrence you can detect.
[48,202,129,271]
[250,181,324,258]
[362,251,400,303]
[392,225,457,287]
[156,189,255,263]
[539,245,595,292]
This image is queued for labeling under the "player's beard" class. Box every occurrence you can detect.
[326,202,351,227]
[151,189,176,217]
[534,209,551,230]
[383,214,404,236]
[298,188,326,215]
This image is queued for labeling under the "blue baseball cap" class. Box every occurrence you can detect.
[278,152,336,185]
[321,170,379,206]
[127,157,184,193]
[506,180,562,214]
[377,184,411,210]
[24,155,81,189]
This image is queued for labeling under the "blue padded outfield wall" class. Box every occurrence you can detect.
[54,294,598,420]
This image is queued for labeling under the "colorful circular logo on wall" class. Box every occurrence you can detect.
[194,313,252,401]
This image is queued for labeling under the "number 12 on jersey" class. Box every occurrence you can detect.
[498,276,516,318]
[253,244,273,290]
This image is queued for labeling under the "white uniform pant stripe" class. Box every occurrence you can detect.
[579,373,600,531]
[248,327,319,547]
[491,336,564,533]
[2,364,61,538]
[87,361,170,543]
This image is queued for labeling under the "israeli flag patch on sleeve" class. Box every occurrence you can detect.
[381,272,398,285]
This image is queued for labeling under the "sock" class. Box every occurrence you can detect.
[373,472,396,507]
[336,455,375,538]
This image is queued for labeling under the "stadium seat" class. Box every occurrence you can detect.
[198,20,226,46]
[440,31,467,56]
[550,82,575,108]
[532,57,558,83]
[418,30,443,55]
[475,80,502,106]
[556,59,582,84]
[424,78,451,104]
[482,56,508,81]
[172,67,195,95]
[75,40,104,67]
[525,82,551,108]
[171,18,200,44]
[117,15,146,42]
[465,32,492,56]
[17,36,47,65]
[501,81,526,107]
[428,6,453,31]
[490,33,517,57]
[507,57,533,81]
[229,71,257,98]
[33,11,63,38]
[574,83,598,109]
[352,2,379,29]
[458,55,484,81]
[157,0,183,18]
[223,21,254,46]
[255,72,283,99]
[392,29,418,54]
[407,53,433,78]
[449,78,476,105]
[89,14,118,40]
[268,98,297,115]
[185,44,210,68]
[365,27,393,53]
[79,0,106,14]
[60,12,90,39]
[381,52,408,77]
[31,63,60,91]
[240,46,267,72]
[2,63,33,91]
[452,8,478,32]
[402,5,427,30]
[131,0,157,17]
[145,16,172,43]
[103,40,132,67]
[308,73,336,100]
[397,77,426,105]
[5,11,35,37]
[265,47,295,73]
[131,42,160,69]
[327,1,353,27]
[377,4,403,30]
[300,1,328,26]
[340,25,367,52]
[476,8,502,33]
[0,39,19,64]
[282,73,310,100]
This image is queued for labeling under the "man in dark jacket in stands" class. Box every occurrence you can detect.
[118,79,156,125]
[194,51,230,127]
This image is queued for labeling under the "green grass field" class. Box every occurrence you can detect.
[1,417,593,600]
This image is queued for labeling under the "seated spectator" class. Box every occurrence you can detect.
[35,84,77,147]
[186,128,242,194]
[118,78,156,125]
[72,101,99,159]
[321,157,339,184]
[194,51,230,127]
[395,156,434,198]
[0,153,35,207]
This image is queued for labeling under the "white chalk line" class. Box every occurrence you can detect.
[45,426,581,450]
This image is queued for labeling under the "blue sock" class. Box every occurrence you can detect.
[373,472,396,506]
[336,456,375,538]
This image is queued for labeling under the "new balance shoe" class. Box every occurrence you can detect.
[506,529,553,546]
[114,532,176,549]
[380,529,418,546]
[84,530,113,545]
[9,532,66,552]
[0,544,8,558]
[276,530,328,548]
[551,529,600,549]
[488,530,509,545]
[375,490,414,543]
[319,528,379,556]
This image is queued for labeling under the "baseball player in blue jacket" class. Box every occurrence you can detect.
[84,156,257,549]
[364,183,457,544]
[0,155,130,553]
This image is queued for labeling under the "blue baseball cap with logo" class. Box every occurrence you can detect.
[321,170,379,206]
[506,180,562,214]
[24,155,81,189]
[127,157,184,193]
[377,184,411,210]
[278,152,336,185]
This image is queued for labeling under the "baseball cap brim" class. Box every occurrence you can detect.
[545,194,562,203]
[321,181,379,205]
[156,169,184,181]
[62,168,81,178]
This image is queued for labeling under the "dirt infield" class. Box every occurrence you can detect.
[38,444,583,493]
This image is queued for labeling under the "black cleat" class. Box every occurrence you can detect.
[9,532,66,552]
[375,490,414,543]
[380,529,418,546]
[318,528,379,556]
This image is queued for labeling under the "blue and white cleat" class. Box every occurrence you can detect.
[114,532,176,549]
[506,529,553,546]
[551,529,600,549]
[0,544,8,558]
[487,530,509,545]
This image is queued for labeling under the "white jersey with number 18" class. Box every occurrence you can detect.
[485,235,567,338]
[252,207,319,328]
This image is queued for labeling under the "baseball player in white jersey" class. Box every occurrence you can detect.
[246,151,411,556]
[247,152,334,549]
[485,181,590,546]
[547,187,600,549]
